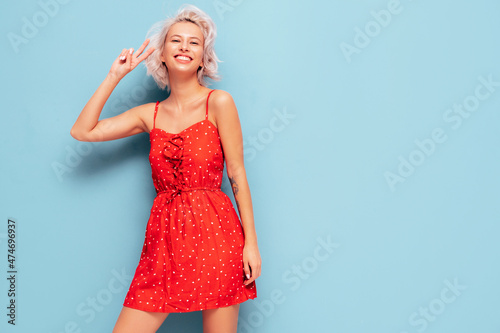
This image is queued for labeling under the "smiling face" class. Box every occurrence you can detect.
[161,21,205,75]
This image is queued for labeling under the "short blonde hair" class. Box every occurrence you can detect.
[144,4,221,91]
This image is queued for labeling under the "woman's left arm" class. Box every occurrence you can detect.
[212,90,261,286]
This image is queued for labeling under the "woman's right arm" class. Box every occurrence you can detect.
[70,39,155,142]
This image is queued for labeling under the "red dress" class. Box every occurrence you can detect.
[123,89,257,313]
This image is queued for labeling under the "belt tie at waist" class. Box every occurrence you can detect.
[157,186,221,204]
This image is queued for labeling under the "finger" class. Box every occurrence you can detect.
[134,38,150,57]
[245,272,256,285]
[125,48,134,63]
[244,265,255,285]
[119,48,130,61]
[245,261,261,285]
[119,48,127,61]
[243,261,252,280]
[254,265,261,279]
[136,46,155,63]
[245,278,256,285]
[243,262,251,279]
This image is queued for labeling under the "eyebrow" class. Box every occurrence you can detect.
[170,34,202,41]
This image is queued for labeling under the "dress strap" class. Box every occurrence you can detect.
[153,101,160,129]
[205,89,216,120]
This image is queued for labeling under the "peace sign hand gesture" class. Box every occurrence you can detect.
[108,38,155,81]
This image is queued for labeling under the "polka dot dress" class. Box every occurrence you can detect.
[123,89,257,313]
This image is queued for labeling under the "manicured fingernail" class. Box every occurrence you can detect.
[246,274,250,279]
[129,48,133,54]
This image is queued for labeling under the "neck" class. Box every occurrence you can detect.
[167,70,206,110]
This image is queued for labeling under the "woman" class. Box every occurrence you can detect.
[70,4,261,333]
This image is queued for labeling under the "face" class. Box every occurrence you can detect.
[161,21,205,74]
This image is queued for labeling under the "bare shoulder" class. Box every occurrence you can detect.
[127,101,158,132]
[209,89,235,113]
[210,89,234,105]
[134,101,157,118]
[209,89,238,123]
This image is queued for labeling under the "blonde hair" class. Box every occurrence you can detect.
[144,4,221,91]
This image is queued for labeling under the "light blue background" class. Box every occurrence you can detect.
[1,0,500,332]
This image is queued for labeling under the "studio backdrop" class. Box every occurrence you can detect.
[1,0,500,332]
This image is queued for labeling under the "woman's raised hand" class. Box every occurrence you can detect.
[108,39,155,81]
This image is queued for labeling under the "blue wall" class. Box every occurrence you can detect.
[1,0,500,332]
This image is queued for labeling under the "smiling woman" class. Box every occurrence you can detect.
[69,4,260,333]
[144,7,221,91]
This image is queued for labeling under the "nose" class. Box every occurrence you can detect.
[180,39,189,51]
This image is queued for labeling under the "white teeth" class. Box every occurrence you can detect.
[177,56,191,61]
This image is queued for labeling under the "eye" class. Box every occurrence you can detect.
[191,42,199,45]
[172,39,180,42]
